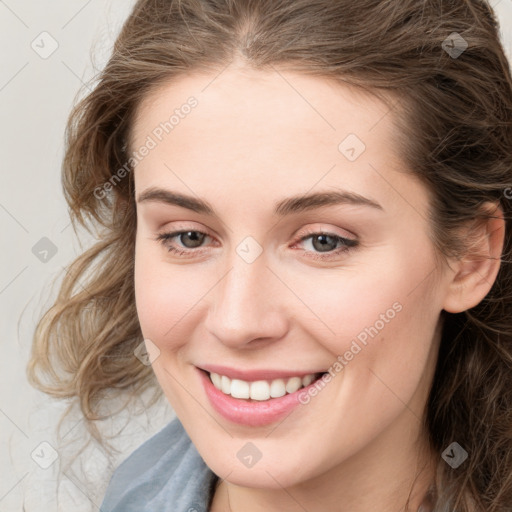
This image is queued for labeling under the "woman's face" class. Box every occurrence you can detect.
[132,65,452,490]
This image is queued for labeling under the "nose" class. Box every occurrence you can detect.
[204,253,289,349]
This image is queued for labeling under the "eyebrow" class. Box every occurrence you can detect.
[136,187,384,216]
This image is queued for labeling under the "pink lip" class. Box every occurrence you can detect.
[199,364,324,382]
[197,367,323,427]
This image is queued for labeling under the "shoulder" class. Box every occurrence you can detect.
[100,417,217,512]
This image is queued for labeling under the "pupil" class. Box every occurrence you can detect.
[313,234,336,252]
[182,231,204,248]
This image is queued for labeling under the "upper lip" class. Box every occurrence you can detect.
[198,364,326,382]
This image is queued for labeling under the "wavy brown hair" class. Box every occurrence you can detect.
[28,0,512,510]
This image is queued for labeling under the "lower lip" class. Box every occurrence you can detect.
[198,368,321,427]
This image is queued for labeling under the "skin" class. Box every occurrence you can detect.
[131,61,504,512]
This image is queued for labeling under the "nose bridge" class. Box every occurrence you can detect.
[205,247,288,347]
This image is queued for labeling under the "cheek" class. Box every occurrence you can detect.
[134,242,202,346]
[288,246,438,356]
[288,242,441,416]
[134,239,232,364]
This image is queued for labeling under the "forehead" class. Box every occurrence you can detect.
[131,66,392,149]
[129,66,429,219]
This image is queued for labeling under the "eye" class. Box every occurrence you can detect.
[292,230,359,261]
[156,230,213,257]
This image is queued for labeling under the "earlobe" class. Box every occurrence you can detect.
[442,202,505,314]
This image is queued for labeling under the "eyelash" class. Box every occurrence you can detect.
[155,228,359,261]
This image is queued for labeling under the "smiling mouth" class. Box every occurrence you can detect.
[205,370,327,401]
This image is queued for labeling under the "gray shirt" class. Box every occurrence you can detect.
[100,418,218,512]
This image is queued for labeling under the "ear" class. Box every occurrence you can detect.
[442,201,506,314]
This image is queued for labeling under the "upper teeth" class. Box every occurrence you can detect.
[209,372,318,401]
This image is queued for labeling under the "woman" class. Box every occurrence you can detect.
[28,0,512,510]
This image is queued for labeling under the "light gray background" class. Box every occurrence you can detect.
[1,1,512,510]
